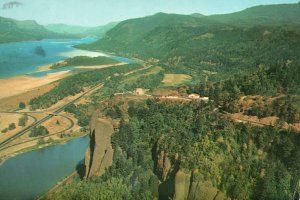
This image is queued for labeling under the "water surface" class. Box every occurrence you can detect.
[0,136,89,200]
[0,38,96,78]
[0,37,136,78]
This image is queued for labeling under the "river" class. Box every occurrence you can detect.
[0,136,89,200]
[0,37,135,78]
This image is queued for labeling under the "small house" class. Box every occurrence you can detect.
[188,93,200,99]
[134,88,149,95]
[200,97,209,102]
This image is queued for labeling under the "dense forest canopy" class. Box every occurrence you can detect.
[47,98,300,200]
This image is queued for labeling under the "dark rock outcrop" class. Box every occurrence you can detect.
[174,170,228,200]
[154,141,180,182]
[84,114,114,178]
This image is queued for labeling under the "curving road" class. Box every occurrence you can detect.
[0,83,103,150]
[0,65,150,151]
[0,114,75,151]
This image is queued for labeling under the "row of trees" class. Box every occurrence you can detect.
[1,123,16,133]
[29,64,142,110]
[50,56,119,69]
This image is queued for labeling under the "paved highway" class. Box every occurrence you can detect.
[0,83,103,149]
[0,65,149,150]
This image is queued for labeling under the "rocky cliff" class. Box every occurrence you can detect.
[174,170,227,200]
[153,142,227,200]
[84,114,114,178]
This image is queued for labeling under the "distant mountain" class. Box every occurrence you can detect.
[77,12,221,51]
[191,13,205,18]
[78,3,300,80]
[208,3,300,26]
[0,16,61,43]
[45,22,118,38]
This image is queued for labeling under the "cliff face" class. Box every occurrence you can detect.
[174,170,227,200]
[84,114,114,178]
[153,143,227,200]
[154,142,180,182]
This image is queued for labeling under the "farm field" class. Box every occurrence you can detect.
[162,74,192,86]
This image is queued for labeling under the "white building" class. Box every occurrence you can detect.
[134,88,149,95]
[188,93,200,99]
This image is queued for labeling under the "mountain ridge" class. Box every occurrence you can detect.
[207,3,300,26]
[45,22,118,38]
[78,3,300,81]
[0,16,62,43]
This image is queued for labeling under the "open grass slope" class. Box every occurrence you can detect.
[162,74,192,86]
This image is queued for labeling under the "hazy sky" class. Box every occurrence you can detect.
[0,0,298,26]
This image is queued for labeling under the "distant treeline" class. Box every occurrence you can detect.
[50,56,120,69]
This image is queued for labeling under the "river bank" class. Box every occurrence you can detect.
[0,131,88,166]
[38,171,78,200]
[0,38,98,78]
[0,135,89,200]
[0,71,71,100]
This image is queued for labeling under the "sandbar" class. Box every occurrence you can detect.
[0,71,71,100]
[59,49,108,58]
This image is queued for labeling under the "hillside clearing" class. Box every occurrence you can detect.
[162,74,192,86]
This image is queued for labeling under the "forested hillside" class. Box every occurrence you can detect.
[208,2,300,26]
[196,60,300,123]
[46,98,300,200]
[79,3,300,81]
[0,16,61,43]
[45,48,300,200]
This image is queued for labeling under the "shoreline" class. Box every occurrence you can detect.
[36,64,53,72]
[0,47,109,79]
[37,171,78,200]
[0,132,88,166]
[0,70,71,100]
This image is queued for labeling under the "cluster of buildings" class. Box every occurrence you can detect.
[188,93,209,102]
[114,88,209,102]
[160,93,209,102]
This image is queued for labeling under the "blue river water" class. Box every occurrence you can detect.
[0,136,89,200]
[0,37,136,78]
[0,37,99,78]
